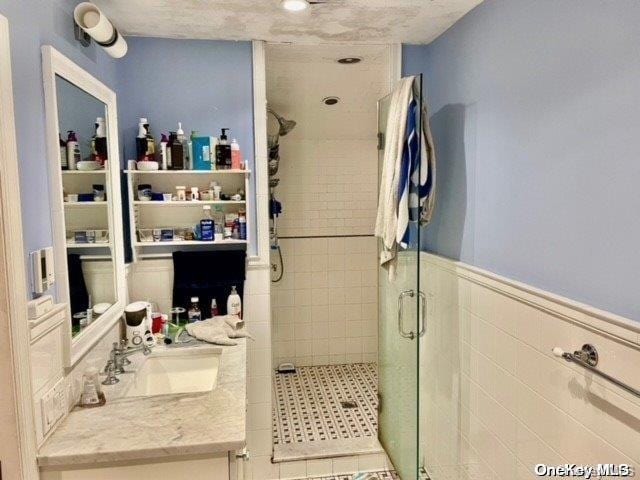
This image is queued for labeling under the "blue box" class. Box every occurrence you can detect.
[192,136,213,170]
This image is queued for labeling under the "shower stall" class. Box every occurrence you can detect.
[266,44,429,479]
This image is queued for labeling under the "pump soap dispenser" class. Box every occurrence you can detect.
[216,128,231,170]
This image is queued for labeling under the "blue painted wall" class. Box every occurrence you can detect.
[117,37,256,256]
[0,0,119,298]
[403,0,640,320]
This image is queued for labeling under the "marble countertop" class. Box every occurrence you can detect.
[37,340,246,468]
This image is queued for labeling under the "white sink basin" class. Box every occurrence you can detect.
[124,347,222,398]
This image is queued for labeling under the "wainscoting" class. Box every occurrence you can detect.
[420,253,640,479]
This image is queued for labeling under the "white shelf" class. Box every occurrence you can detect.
[134,240,247,247]
[64,201,108,207]
[62,170,107,175]
[66,242,112,249]
[126,162,252,261]
[125,169,250,175]
[133,200,245,206]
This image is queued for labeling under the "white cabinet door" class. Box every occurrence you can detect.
[40,454,230,480]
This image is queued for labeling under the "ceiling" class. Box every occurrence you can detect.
[93,0,483,45]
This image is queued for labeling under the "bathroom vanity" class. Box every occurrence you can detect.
[32,38,252,480]
[37,340,247,479]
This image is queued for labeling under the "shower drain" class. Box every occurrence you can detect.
[340,400,358,409]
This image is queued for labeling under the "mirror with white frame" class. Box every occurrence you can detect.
[42,46,126,366]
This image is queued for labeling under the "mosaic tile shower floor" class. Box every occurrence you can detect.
[273,363,378,445]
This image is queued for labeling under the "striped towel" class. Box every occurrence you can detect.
[375,76,436,280]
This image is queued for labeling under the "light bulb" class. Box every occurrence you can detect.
[281,0,309,12]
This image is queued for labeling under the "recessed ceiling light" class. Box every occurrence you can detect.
[281,0,309,12]
[322,96,340,105]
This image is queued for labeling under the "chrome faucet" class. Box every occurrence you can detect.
[102,341,153,385]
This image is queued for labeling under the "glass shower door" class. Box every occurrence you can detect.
[377,76,423,480]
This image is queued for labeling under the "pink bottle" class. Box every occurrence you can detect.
[230,138,242,170]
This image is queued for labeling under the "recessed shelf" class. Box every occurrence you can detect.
[133,200,246,206]
[62,170,107,175]
[125,169,250,175]
[63,201,108,207]
[134,240,247,247]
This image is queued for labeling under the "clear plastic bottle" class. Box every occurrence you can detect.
[213,205,225,241]
[227,286,242,317]
[188,297,202,322]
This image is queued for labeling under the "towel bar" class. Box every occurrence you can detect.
[552,344,640,398]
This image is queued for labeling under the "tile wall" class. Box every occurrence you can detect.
[266,44,389,368]
[419,253,640,480]
[271,236,378,367]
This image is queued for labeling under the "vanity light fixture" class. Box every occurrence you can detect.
[73,2,128,58]
[281,0,309,12]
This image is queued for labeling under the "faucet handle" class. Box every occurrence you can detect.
[101,360,119,385]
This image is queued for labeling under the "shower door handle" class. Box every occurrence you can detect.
[418,291,426,338]
[397,290,416,339]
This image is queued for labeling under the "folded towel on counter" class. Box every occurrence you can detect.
[185,315,252,345]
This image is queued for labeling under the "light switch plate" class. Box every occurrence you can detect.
[40,377,67,437]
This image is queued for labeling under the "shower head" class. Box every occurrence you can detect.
[268,108,297,136]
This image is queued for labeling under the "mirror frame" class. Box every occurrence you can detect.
[41,46,126,367]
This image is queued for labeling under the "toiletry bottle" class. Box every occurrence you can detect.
[80,367,100,406]
[210,136,219,170]
[136,118,149,162]
[210,298,219,317]
[188,297,202,322]
[160,133,169,170]
[177,122,188,169]
[67,131,80,170]
[189,130,197,170]
[169,130,184,170]
[239,209,247,240]
[227,286,242,318]
[215,128,230,170]
[145,121,156,162]
[94,117,108,165]
[213,206,225,241]
[200,205,214,241]
[230,138,241,170]
[59,134,68,170]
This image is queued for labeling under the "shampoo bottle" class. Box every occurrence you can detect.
[59,134,68,170]
[145,121,156,162]
[227,286,242,318]
[66,131,80,170]
[230,138,241,170]
[136,118,149,162]
[215,128,230,170]
[94,117,108,166]
[176,122,188,169]
[169,130,184,170]
[160,133,169,170]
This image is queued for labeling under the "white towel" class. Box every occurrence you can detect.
[375,76,436,280]
[185,315,252,345]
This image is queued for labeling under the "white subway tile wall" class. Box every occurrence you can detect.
[266,45,387,238]
[418,254,640,480]
[271,237,378,367]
